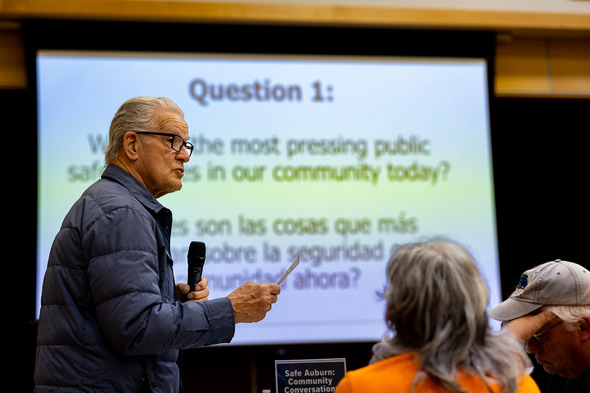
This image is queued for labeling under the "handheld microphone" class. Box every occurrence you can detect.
[187,241,206,292]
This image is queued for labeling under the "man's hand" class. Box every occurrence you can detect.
[503,309,556,343]
[176,277,210,302]
[227,281,281,323]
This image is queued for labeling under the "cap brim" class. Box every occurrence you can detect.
[489,298,543,321]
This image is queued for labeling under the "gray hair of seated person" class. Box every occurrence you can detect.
[371,240,531,393]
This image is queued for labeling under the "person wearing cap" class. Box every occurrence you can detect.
[489,259,590,393]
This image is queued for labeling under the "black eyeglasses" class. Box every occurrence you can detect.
[135,131,194,157]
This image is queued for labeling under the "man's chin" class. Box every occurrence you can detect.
[540,363,560,376]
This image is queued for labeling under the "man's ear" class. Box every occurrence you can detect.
[121,131,140,161]
[579,316,590,342]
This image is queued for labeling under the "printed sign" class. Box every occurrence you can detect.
[275,358,347,392]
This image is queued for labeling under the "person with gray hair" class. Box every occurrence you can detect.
[489,259,590,393]
[335,240,539,393]
[34,96,280,392]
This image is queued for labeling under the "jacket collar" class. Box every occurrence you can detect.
[101,164,169,216]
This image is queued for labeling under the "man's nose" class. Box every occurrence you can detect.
[178,147,191,162]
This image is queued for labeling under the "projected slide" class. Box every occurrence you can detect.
[37,51,498,345]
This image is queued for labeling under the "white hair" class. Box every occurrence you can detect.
[105,96,184,164]
[546,305,590,331]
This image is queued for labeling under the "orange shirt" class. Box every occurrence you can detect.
[335,353,540,393]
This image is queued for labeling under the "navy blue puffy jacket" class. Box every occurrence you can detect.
[34,165,235,392]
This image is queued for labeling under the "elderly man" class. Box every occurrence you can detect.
[34,97,280,392]
[489,259,590,393]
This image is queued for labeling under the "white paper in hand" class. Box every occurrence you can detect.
[277,256,300,285]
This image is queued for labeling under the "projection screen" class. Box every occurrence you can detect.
[36,50,499,345]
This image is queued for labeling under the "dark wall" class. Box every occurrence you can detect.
[1,87,38,391]
[2,20,590,391]
[492,97,590,298]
